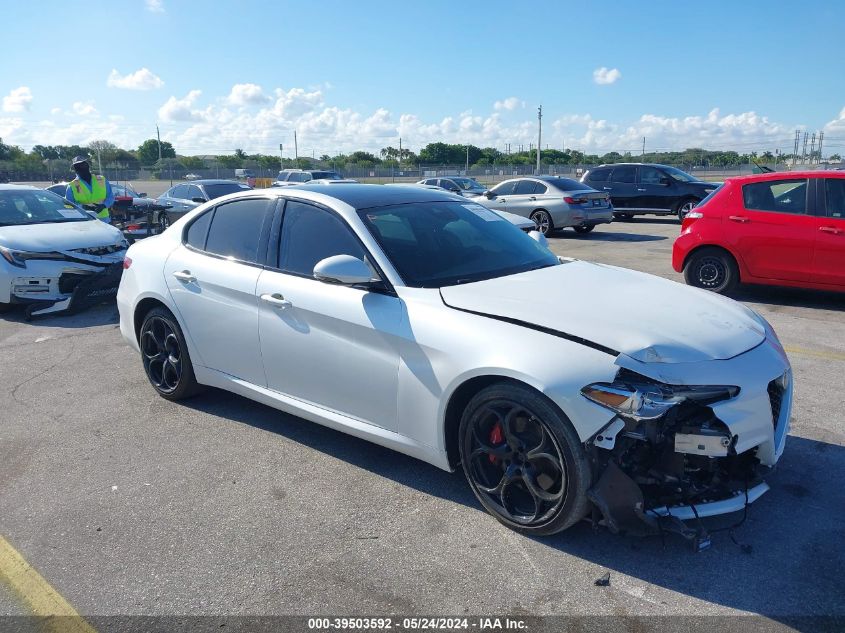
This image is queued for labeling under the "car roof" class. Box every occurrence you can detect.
[726,170,845,184]
[180,179,243,185]
[282,182,459,209]
[591,163,675,168]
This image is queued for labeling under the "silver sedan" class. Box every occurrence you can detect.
[476,176,613,235]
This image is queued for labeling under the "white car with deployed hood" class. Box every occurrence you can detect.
[0,185,128,317]
[117,184,791,544]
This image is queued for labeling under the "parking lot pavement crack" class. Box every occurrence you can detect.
[10,345,75,406]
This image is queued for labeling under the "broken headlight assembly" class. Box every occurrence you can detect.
[0,245,65,268]
[581,374,739,422]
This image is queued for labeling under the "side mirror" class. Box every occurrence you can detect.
[139,193,148,198]
[484,190,494,199]
[191,197,206,204]
[313,255,375,286]
[528,230,549,248]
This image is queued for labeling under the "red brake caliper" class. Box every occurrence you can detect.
[488,423,504,463]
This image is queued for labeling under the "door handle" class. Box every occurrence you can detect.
[728,216,750,223]
[819,226,843,235]
[499,198,507,203]
[602,187,612,191]
[260,293,292,309]
[636,188,647,192]
[172,270,196,283]
[529,196,537,201]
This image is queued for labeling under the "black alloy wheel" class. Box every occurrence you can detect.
[139,307,201,400]
[684,247,739,294]
[676,199,699,222]
[530,210,553,236]
[459,383,591,535]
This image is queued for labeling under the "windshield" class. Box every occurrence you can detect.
[204,183,251,199]
[113,184,139,197]
[663,166,698,183]
[359,201,558,287]
[0,189,91,226]
[451,177,484,190]
[312,171,342,180]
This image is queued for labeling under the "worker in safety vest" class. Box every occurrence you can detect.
[65,155,114,222]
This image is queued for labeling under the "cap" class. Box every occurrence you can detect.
[71,155,90,167]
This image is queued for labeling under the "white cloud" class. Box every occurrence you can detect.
[2,86,33,113]
[158,90,203,122]
[145,0,164,12]
[593,67,622,85]
[227,83,270,106]
[72,101,98,116]
[824,106,845,134]
[50,107,61,115]
[107,68,164,91]
[493,97,524,111]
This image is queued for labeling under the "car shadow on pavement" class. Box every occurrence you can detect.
[537,434,845,623]
[733,285,845,311]
[0,303,119,328]
[615,217,681,226]
[184,390,844,621]
[551,231,667,243]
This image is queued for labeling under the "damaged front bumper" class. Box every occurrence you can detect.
[582,336,792,547]
[5,254,125,318]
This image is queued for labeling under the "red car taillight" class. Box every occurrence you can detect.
[564,196,588,204]
[123,256,133,269]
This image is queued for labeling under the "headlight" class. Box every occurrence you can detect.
[581,374,739,421]
[0,245,64,268]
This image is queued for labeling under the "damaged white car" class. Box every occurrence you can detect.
[0,185,128,318]
[117,184,791,545]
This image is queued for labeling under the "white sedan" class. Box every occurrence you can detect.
[117,184,791,541]
[0,185,128,317]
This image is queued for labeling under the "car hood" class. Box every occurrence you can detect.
[439,261,765,364]
[0,220,124,252]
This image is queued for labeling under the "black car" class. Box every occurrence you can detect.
[580,163,719,221]
[156,180,251,230]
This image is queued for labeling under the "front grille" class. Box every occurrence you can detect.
[71,243,125,256]
[767,377,785,429]
[59,272,89,294]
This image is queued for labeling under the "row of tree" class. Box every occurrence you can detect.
[1,137,841,181]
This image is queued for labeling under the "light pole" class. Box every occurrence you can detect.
[466,145,469,174]
[536,106,542,175]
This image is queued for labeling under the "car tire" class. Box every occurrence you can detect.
[530,210,554,236]
[459,382,592,536]
[573,225,595,234]
[614,213,633,220]
[157,212,171,232]
[684,247,739,294]
[139,306,203,401]
[675,198,700,222]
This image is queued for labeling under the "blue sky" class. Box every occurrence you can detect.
[2,0,844,157]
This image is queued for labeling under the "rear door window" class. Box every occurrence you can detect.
[824,178,845,218]
[610,166,636,183]
[203,198,273,264]
[742,179,808,214]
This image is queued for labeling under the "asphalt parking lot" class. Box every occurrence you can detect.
[1,215,843,629]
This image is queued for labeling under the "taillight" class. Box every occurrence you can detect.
[125,224,141,231]
[564,197,587,204]
[123,256,133,269]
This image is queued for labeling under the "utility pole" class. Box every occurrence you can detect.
[810,133,817,164]
[793,129,800,167]
[294,130,298,159]
[802,132,809,164]
[279,143,283,169]
[156,125,162,162]
[536,105,542,174]
[642,137,646,156]
[399,137,402,167]
[466,145,469,174]
[818,131,824,163]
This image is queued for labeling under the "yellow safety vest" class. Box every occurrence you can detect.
[70,175,110,219]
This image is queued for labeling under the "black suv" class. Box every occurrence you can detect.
[581,163,718,221]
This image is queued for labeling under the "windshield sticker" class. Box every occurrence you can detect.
[462,204,502,221]
[57,209,86,218]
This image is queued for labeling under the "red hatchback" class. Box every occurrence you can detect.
[672,171,845,294]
